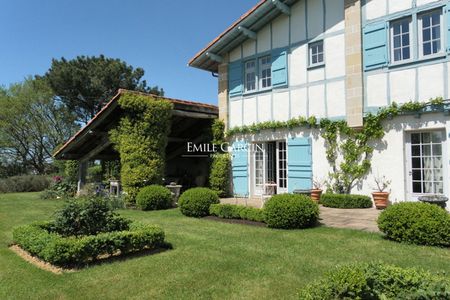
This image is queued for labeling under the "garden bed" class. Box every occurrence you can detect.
[13,221,167,268]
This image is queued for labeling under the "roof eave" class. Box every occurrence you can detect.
[188,0,296,72]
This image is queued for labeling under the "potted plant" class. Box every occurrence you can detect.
[311,178,324,203]
[372,175,391,209]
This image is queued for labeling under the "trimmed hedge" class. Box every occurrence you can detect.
[209,204,265,223]
[299,262,450,299]
[136,185,173,211]
[179,187,220,217]
[13,222,165,267]
[0,175,51,193]
[320,193,373,209]
[264,194,319,229]
[209,154,231,197]
[378,202,450,247]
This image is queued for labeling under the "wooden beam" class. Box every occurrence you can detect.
[166,135,206,161]
[238,26,257,39]
[168,137,190,143]
[79,136,112,163]
[206,52,223,63]
[77,161,87,194]
[172,109,217,119]
[272,0,290,15]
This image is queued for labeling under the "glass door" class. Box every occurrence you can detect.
[253,143,265,195]
[406,131,445,200]
[277,141,288,194]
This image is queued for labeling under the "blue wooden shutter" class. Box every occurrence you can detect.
[231,141,248,197]
[363,21,388,70]
[447,5,450,52]
[271,49,288,88]
[287,137,312,193]
[228,60,243,97]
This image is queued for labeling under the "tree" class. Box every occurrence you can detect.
[43,55,164,123]
[0,78,79,174]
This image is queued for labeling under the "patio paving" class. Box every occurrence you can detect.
[220,197,381,232]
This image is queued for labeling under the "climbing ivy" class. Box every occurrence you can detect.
[209,119,231,197]
[109,92,173,202]
[211,119,226,145]
[226,98,447,194]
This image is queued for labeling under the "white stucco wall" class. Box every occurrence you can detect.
[366,61,447,108]
[227,0,346,128]
[353,113,450,211]
[234,112,450,212]
[364,0,444,21]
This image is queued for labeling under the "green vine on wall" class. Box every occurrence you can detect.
[209,119,231,197]
[109,92,173,202]
[225,97,446,194]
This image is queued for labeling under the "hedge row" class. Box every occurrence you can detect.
[209,204,265,223]
[378,202,450,247]
[299,262,450,299]
[0,175,51,193]
[13,222,165,267]
[320,193,373,209]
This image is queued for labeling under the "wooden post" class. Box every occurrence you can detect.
[77,161,87,195]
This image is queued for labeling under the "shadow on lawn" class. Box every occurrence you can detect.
[10,242,174,274]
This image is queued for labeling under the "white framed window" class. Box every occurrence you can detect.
[244,60,256,92]
[309,41,324,67]
[390,18,412,62]
[259,56,272,90]
[418,9,443,57]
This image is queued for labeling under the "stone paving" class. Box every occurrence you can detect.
[220,197,381,232]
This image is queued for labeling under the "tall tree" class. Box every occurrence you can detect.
[0,78,78,174]
[43,55,163,123]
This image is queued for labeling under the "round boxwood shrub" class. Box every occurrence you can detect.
[320,193,373,209]
[264,194,319,229]
[299,262,450,299]
[136,185,173,211]
[377,202,450,247]
[178,187,220,217]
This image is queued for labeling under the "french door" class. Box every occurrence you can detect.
[252,141,288,195]
[277,141,288,193]
[406,130,446,200]
[254,143,265,195]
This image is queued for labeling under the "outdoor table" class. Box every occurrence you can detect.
[418,195,448,209]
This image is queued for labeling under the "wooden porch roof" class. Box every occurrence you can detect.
[54,89,218,161]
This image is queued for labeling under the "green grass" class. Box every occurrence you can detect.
[1,193,449,300]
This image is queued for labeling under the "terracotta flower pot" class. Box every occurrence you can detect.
[310,189,323,203]
[372,192,389,209]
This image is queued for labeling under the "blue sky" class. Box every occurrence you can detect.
[0,0,257,105]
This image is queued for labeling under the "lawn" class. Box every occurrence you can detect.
[1,193,449,300]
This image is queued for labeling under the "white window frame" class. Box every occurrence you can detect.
[390,17,413,64]
[308,40,324,67]
[244,59,256,92]
[418,9,444,58]
[258,55,272,90]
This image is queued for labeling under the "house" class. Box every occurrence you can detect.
[54,89,218,193]
[189,0,450,207]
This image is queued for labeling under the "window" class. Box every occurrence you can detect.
[259,56,272,89]
[244,60,256,92]
[419,10,442,57]
[390,18,411,62]
[410,132,444,194]
[309,41,324,66]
